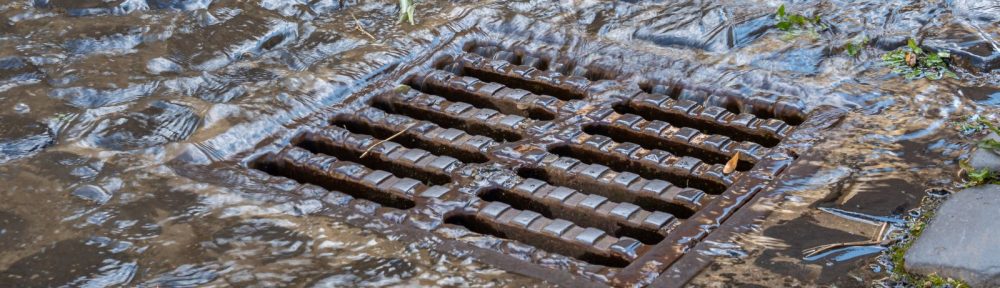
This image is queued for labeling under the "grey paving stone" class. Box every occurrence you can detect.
[904,184,1000,287]
[969,133,1000,171]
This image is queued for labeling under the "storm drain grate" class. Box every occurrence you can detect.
[244,39,841,286]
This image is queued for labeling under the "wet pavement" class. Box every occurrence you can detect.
[1,0,999,286]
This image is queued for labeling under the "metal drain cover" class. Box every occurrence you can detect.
[236,35,844,286]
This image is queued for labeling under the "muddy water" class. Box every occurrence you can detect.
[1,0,998,286]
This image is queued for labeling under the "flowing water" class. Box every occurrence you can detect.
[1,0,998,286]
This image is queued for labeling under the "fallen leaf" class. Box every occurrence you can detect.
[724,152,740,174]
[393,84,411,93]
[905,52,917,67]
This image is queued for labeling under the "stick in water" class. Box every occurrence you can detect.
[352,13,376,41]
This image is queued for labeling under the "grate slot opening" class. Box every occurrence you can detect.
[466,44,551,71]
[582,124,754,171]
[293,134,453,186]
[406,78,557,121]
[331,117,490,164]
[440,59,587,101]
[478,188,664,245]
[548,145,727,194]
[612,103,780,147]
[639,81,807,126]
[250,153,416,209]
[517,167,696,219]
[371,97,524,143]
[443,212,630,268]
[463,44,616,81]
[459,68,586,101]
[639,82,743,116]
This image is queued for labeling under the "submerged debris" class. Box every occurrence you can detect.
[802,222,891,258]
[959,160,999,187]
[973,118,1000,149]
[352,13,377,40]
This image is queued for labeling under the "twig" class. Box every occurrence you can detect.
[873,222,888,241]
[351,13,376,41]
[802,222,892,258]
[802,240,880,257]
[359,123,415,158]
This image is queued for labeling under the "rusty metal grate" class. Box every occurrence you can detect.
[243,39,842,286]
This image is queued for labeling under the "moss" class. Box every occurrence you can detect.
[889,211,929,275]
[885,208,970,288]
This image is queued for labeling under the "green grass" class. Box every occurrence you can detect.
[882,38,957,80]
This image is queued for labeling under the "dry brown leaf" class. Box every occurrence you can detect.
[723,152,740,174]
[905,52,917,67]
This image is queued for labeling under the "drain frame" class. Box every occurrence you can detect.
[206,31,846,287]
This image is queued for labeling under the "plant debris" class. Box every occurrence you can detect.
[398,0,416,25]
[723,152,739,174]
[882,39,957,80]
[774,4,828,39]
[959,160,1000,187]
[359,123,416,158]
[953,118,1000,186]
[977,138,1000,151]
[843,36,869,57]
[351,13,376,41]
[963,117,1000,158]
[956,117,989,134]
[803,222,892,258]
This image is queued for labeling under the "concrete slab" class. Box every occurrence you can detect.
[904,185,1000,287]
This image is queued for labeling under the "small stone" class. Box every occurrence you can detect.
[83,101,200,150]
[904,184,1000,287]
[147,0,213,10]
[969,132,1000,171]
[13,103,28,114]
[71,185,112,204]
[292,199,324,216]
[146,57,182,75]
[924,188,952,198]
